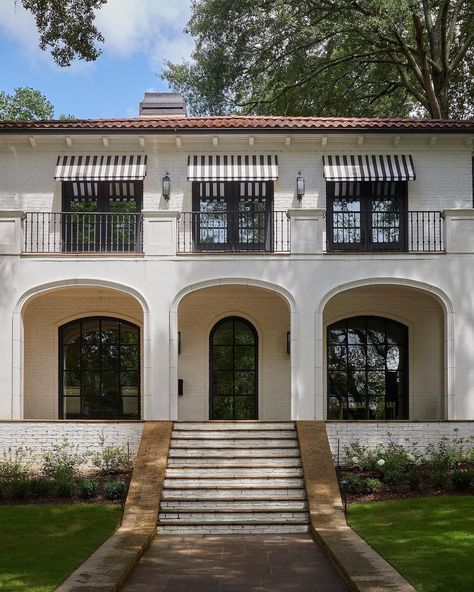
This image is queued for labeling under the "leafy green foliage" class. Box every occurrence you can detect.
[0,87,54,120]
[91,439,133,475]
[426,436,472,471]
[432,471,448,489]
[164,0,474,118]
[451,469,473,491]
[78,477,99,499]
[21,0,106,67]
[103,479,126,501]
[29,477,54,498]
[341,474,381,494]
[41,440,84,481]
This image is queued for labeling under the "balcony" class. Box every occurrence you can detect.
[23,212,143,254]
[177,211,290,253]
[3,207,467,257]
[327,210,444,253]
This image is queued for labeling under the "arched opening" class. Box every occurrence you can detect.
[322,283,446,420]
[21,285,144,419]
[209,317,258,420]
[176,283,291,420]
[327,316,408,420]
[59,317,140,420]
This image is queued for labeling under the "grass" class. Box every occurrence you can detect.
[348,496,474,592]
[0,504,121,592]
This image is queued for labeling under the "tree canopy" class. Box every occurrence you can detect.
[163,0,474,118]
[21,0,106,67]
[0,87,74,120]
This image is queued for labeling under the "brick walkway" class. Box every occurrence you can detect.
[123,534,347,592]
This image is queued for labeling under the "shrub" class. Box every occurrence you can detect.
[451,469,473,491]
[407,470,422,491]
[78,477,99,499]
[91,443,132,475]
[382,467,404,486]
[0,448,31,483]
[42,441,84,481]
[425,436,471,471]
[55,478,76,498]
[432,471,448,489]
[340,474,381,495]
[29,477,53,498]
[10,478,30,499]
[103,480,126,501]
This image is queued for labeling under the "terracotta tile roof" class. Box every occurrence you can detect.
[1,115,473,132]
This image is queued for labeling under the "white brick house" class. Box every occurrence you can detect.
[1,93,474,425]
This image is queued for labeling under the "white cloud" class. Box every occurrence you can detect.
[0,0,194,71]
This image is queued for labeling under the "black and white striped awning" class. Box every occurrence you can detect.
[187,155,279,181]
[54,155,147,181]
[323,154,415,182]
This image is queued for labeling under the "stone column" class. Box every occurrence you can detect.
[287,209,325,255]
[0,211,24,255]
[443,209,474,253]
[142,210,179,256]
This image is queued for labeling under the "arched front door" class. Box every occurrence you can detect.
[209,317,258,419]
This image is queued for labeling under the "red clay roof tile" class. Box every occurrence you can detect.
[0,115,473,132]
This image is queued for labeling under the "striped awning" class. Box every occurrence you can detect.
[322,154,415,182]
[54,155,147,181]
[187,155,279,181]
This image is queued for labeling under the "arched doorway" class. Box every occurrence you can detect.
[59,316,140,419]
[209,316,258,420]
[327,316,408,420]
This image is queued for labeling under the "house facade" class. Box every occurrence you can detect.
[1,93,473,423]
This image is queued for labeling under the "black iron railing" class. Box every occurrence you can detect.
[177,210,290,253]
[327,210,444,252]
[24,212,143,253]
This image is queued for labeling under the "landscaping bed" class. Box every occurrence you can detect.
[336,435,474,504]
[348,496,474,592]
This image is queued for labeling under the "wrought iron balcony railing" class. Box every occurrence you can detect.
[24,212,143,253]
[327,210,444,253]
[177,210,290,253]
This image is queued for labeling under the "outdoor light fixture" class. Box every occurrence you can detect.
[296,171,305,200]
[287,331,291,355]
[162,171,171,199]
[178,331,182,355]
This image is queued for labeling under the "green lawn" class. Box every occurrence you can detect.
[0,504,121,592]
[348,496,474,592]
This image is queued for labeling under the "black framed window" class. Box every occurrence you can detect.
[59,317,140,419]
[192,181,273,251]
[209,317,258,420]
[327,181,407,251]
[327,316,408,420]
[61,181,143,252]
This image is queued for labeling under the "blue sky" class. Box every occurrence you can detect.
[0,0,193,119]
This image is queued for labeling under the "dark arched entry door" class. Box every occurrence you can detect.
[209,317,258,419]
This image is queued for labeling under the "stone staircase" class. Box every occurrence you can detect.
[157,422,309,534]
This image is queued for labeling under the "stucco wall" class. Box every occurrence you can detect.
[23,287,144,419]
[177,285,291,420]
[323,285,445,420]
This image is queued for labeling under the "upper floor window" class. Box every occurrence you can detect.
[63,181,143,214]
[327,181,407,251]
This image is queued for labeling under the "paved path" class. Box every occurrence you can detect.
[123,534,347,592]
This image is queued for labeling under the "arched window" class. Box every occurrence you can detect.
[209,317,258,420]
[59,317,140,419]
[327,316,408,420]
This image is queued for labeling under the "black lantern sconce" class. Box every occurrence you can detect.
[287,331,291,355]
[178,331,182,355]
[296,171,305,200]
[162,171,171,199]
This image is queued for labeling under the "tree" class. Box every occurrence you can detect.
[163,0,474,118]
[0,87,75,120]
[20,0,106,67]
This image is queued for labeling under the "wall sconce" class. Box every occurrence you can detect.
[178,331,181,355]
[296,171,305,200]
[162,171,171,199]
[178,378,184,396]
[287,331,291,355]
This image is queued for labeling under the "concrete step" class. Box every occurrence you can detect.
[172,430,296,439]
[168,448,300,458]
[161,500,308,511]
[164,478,305,488]
[159,512,308,523]
[168,457,302,467]
[171,439,298,448]
[157,524,310,535]
[161,488,307,500]
[165,467,303,478]
[174,422,295,431]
